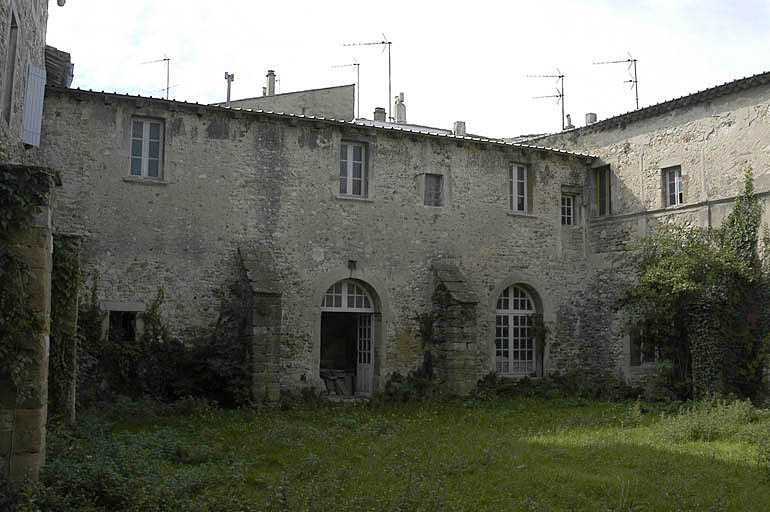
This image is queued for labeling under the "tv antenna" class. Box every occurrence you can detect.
[224,72,235,107]
[528,69,565,130]
[142,54,170,100]
[344,34,392,121]
[332,60,360,119]
[594,53,638,109]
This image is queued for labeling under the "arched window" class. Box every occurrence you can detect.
[495,285,535,376]
[321,280,374,312]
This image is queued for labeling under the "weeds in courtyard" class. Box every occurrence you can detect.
[2,394,769,511]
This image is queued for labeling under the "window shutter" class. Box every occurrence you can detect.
[22,63,47,147]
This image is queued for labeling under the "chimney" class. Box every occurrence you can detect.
[453,121,466,137]
[266,70,276,96]
[585,112,597,125]
[564,114,574,130]
[374,107,386,122]
[262,86,267,97]
[394,92,406,124]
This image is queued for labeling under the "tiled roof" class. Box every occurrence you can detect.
[47,86,596,160]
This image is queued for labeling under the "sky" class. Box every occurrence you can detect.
[45,0,770,139]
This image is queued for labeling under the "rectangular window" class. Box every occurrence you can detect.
[339,142,366,197]
[596,165,611,216]
[108,311,137,342]
[130,118,164,178]
[509,164,527,212]
[2,10,19,124]
[665,166,683,206]
[561,196,574,225]
[424,173,443,207]
[630,329,658,366]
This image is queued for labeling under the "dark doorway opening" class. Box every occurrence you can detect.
[320,312,357,395]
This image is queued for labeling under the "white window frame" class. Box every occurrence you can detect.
[321,280,374,312]
[339,142,367,197]
[665,166,683,206]
[509,164,528,213]
[129,117,164,179]
[561,195,575,225]
[423,173,443,207]
[495,285,536,376]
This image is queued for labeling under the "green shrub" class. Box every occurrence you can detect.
[658,395,765,443]
[474,370,640,402]
[376,370,440,403]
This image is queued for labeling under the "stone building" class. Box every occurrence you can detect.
[32,62,770,402]
[1,0,66,483]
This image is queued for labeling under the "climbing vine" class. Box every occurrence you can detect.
[49,235,81,422]
[620,167,769,399]
[0,164,58,403]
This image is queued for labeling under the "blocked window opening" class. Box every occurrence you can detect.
[320,280,375,396]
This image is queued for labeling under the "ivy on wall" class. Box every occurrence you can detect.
[620,167,769,399]
[49,235,81,423]
[0,165,58,403]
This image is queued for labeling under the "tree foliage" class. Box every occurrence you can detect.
[620,167,769,399]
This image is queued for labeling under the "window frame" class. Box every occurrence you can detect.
[561,195,575,225]
[423,173,444,207]
[1,8,19,125]
[129,117,165,179]
[509,163,528,213]
[664,166,683,207]
[595,165,612,216]
[339,141,368,198]
[495,285,536,377]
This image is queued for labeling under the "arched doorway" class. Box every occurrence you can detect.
[494,285,537,376]
[320,279,375,395]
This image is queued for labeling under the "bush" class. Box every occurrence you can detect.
[375,370,440,403]
[474,370,640,402]
[658,395,766,443]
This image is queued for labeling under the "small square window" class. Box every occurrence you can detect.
[424,174,443,207]
[109,311,137,342]
[129,118,164,179]
[509,164,527,213]
[664,166,683,206]
[561,196,575,225]
[339,142,367,197]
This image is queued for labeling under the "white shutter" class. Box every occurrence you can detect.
[22,63,47,147]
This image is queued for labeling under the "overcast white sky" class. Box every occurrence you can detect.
[46,0,770,138]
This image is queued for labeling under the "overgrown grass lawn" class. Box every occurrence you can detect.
[41,397,770,511]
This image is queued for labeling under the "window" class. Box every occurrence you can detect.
[509,164,527,212]
[130,118,164,178]
[495,286,535,376]
[424,173,443,207]
[630,329,659,366]
[665,166,683,206]
[339,142,367,197]
[561,195,575,225]
[595,165,611,216]
[108,311,137,342]
[2,10,19,124]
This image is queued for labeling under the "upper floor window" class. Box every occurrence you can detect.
[509,164,528,213]
[130,118,164,178]
[424,173,443,207]
[339,142,367,197]
[665,166,683,206]
[595,165,611,216]
[561,195,575,225]
[1,10,19,125]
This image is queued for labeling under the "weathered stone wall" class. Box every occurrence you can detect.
[537,78,770,382]
[40,88,622,395]
[0,0,49,163]
[219,85,355,121]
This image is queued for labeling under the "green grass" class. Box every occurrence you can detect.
[34,396,770,511]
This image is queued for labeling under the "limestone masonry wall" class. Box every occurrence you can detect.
[40,88,620,394]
